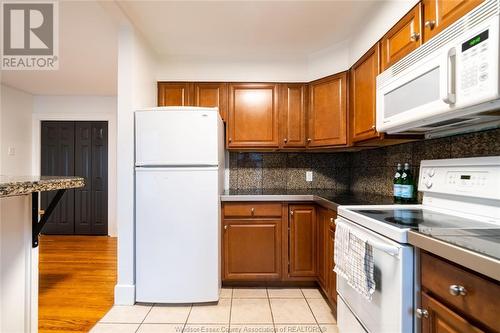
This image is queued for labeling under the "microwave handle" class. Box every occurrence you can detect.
[442,47,457,104]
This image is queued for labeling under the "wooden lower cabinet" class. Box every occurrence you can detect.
[420,292,485,333]
[288,205,317,277]
[223,219,282,281]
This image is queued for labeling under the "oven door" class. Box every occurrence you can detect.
[336,217,414,333]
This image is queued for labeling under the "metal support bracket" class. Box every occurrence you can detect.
[32,189,66,248]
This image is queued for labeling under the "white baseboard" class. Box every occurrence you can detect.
[114,284,135,305]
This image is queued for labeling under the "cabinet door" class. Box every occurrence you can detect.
[279,83,307,148]
[193,83,228,122]
[223,219,282,281]
[157,82,192,106]
[308,73,347,147]
[327,211,337,305]
[381,4,422,70]
[227,83,279,148]
[420,293,485,333]
[350,43,381,143]
[423,0,483,42]
[289,205,316,277]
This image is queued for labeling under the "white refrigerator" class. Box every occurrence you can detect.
[135,107,224,303]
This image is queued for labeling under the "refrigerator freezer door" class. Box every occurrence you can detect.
[135,167,220,303]
[135,109,220,166]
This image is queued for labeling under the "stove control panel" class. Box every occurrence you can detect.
[419,156,500,200]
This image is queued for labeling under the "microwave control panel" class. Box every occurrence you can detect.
[460,29,491,96]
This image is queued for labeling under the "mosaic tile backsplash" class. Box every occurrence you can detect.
[228,128,500,197]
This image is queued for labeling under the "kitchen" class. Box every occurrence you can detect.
[0,0,499,332]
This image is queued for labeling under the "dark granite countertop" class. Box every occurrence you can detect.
[221,189,394,210]
[0,176,85,198]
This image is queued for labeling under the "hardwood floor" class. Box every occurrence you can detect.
[39,235,117,333]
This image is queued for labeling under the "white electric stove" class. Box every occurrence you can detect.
[336,156,500,333]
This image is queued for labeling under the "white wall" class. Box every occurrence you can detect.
[31,95,118,237]
[0,85,33,175]
[115,24,157,305]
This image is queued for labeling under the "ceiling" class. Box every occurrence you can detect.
[119,1,378,59]
[1,1,119,96]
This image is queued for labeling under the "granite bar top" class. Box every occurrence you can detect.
[0,176,85,198]
[221,189,394,210]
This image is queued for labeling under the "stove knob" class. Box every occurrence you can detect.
[425,179,433,189]
[427,168,435,177]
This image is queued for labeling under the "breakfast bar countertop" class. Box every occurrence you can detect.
[0,175,85,198]
[221,189,394,210]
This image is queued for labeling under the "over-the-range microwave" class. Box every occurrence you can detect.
[376,0,500,138]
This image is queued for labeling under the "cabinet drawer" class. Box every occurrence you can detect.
[421,252,500,332]
[223,203,282,218]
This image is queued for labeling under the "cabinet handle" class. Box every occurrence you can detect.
[224,225,228,230]
[251,207,255,215]
[416,308,429,319]
[449,285,467,296]
[410,32,420,42]
[290,210,294,216]
[330,217,334,223]
[284,138,288,143]
[425,20,436,30]
[307,138,312,143]
[371,125,376,130]
[228,138,232,143]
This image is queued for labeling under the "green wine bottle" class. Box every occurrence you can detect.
[400,163,415,204]
[393,163,403,204]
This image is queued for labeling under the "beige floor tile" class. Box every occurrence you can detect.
[230,324,275,333]
[233,288,268,299]
[220,288,233,299]
[270,299,316,324]
[99,305,152,323]
[187,299,231,324]
[184,324,229,333]
[275,325,321,333]
[231,299,273,324]
[143,304,192,323]
[90,323,140,333]
[301,288,323,299]
[137,324,185,333]
[307,299,336,324]
[267,288,303,299]
[319,325,339,333]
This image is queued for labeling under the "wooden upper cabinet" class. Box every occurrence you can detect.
[381,4,422,70]
[422,0,483,42]
[193,83,228,122]
[157,82,192,106]
[308,73,348,147]
[288,205,316,277]
[279,84,307,148]
[420,293,485,333]
[227,83,279,148]
[350,43,381,143]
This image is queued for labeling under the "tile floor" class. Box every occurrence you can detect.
[91,287,338,333]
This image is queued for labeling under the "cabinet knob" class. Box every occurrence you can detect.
[307,138,312,143]
[410,32,420,42]
[416,308,429,319]
[284,138,288,143]
[330,217,334,223]
[449,284,467,296]
[224,225,228,230]
[371,125,376,130]
[290,210,294,216]
[251,207,255,215]
[228,138,232,143]
[425,20,436,30]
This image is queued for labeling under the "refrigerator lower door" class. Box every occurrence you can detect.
[135,167,220,303]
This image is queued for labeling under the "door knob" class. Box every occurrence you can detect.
[410,32,420,42]
[449,285,467,296]
[425,20,436,30]
[416,308,429,319]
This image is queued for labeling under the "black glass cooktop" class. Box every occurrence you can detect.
[354,207,500,260]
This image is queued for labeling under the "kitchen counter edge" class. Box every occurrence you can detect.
[0,176,85,198]
[221,194,350,211]
[408,230,500,282]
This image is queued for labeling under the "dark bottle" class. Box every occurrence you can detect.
[393,163,403,204]
[400,163,416,204]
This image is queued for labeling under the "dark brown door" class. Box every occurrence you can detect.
[41,121,108,235]
[41,121,75,234]
[223,219,282,281]
[288,205,317,277]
